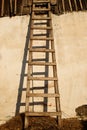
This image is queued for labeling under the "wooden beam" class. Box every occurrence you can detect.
[68,0,72,11]
[1,0,4,16]
[74,0,78,11]
[79,0,83,10]
[26,112,61,116]
[29,48,55,52]
[28,77,58,81]
[58,4,62,14]
[85,1,87,9]
[26,93,59,97]
[57,0,62,14]
[10,0,13,15]
[48,11,61,127]
[21,0,24,15]
[62,0,65,13]
[28,62,56,66]
[14,0,17,14]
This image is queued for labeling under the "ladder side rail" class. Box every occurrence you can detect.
[1,0,4,16]
[48,9,61,127]
[74,0,78,11]
[25,14,34,129]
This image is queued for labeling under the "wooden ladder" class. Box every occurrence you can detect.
[25,0,61,128]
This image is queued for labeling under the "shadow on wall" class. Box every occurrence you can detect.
[15,15,50,115]
[15,17,31,115]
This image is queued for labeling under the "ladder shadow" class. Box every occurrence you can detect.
[15,15,50,115]
[31,21,50,112]
[15,16,31,115]
[31,43,49,112]
[44,31,49,112]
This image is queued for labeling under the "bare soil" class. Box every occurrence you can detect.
[0,113,87,130]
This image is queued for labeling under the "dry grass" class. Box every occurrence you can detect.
[0,113,87,130]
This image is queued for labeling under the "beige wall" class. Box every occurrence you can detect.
[0,16,29,123]
[0,12,87,123]
[53,12,87,117]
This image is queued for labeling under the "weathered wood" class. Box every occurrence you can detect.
[32,16,51,20]
[26,93,59,97]
[29,48,55,52]
[68,0,72,11]
[25,12,34,129]
[74,0,78,11]
[1,0,4,16]
[33,8,50,11]
[85,0,87,9]
[57,1,63,13]
[33,0,50,4]
[32,12,51,19]
[26,112,61,116]
[14,0,17,14]
[25,1,61,128]
[79,0,83,10]
[21,0,24,15]
[49,10,61,127]
[31,26,52,30]
[0,0,87,17]
[28,77,58,81]
[62,0,65,13]
[29,0,33,13]
[30,37,54,40]
[10,0,13,15]
[28,62,56,66]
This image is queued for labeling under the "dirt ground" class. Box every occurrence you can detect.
[0,113,87,130]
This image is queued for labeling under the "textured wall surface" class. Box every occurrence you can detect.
[0,12,87,124]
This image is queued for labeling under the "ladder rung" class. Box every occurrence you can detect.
[28,62,56,66]
[29,48,55,52]
[33,8,50,11]
[26,93,59,97]
[32,17,51,20]
[28,77,58,81]
[30,37,54,40]
[31,26,52,30]
[26,112,61,116]
[33,0,50,4]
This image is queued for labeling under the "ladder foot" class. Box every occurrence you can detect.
[25,117,29,129]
